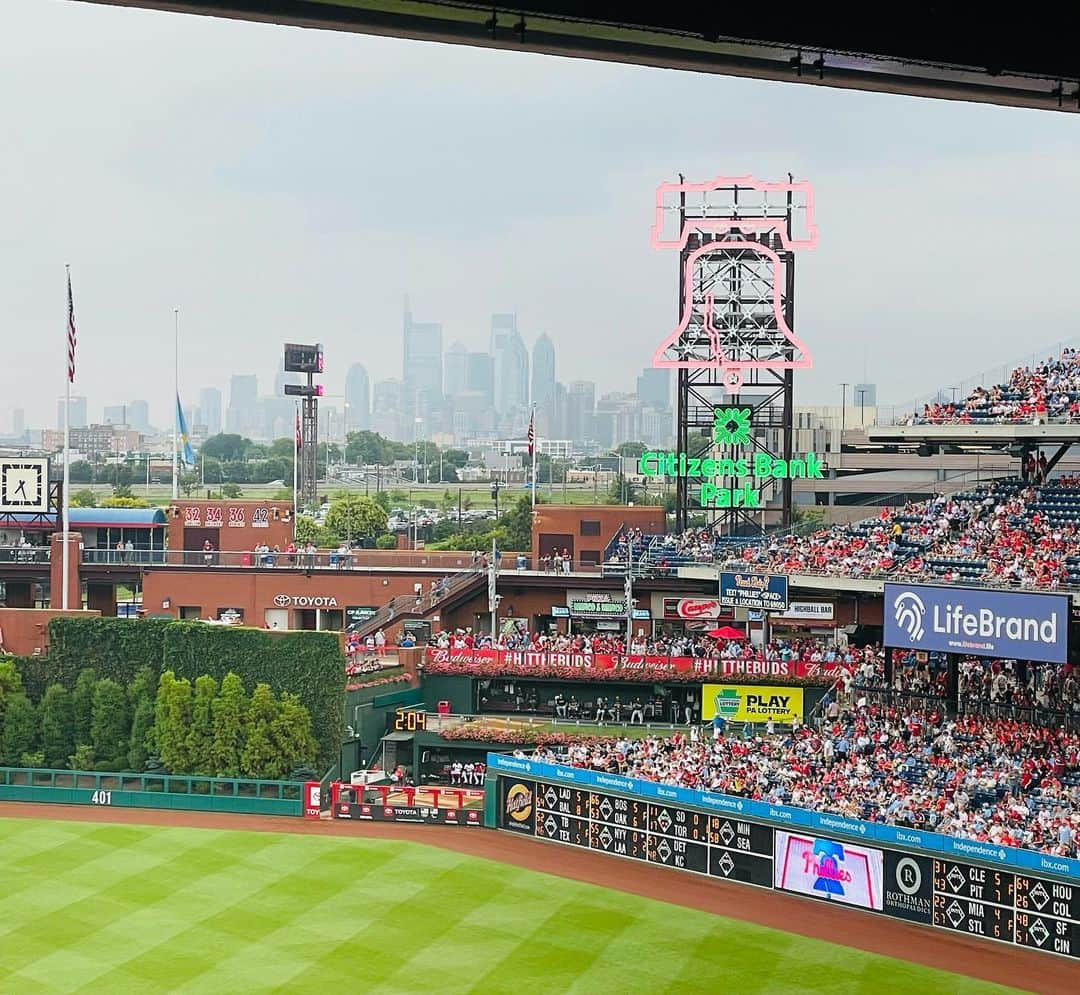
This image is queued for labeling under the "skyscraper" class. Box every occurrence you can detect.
[103,405,127,425]
[57,396,87,430]
[403,304,442,417]
[566,381,595,442]
[491,313,529,428]
[636,367,670,409]
[226,375,258,434]
[198,388,222,436]
[128,400,150,434]
[345,363,371,431]
[12,409,25,437]
[443,342,468,398]
[372,379,407,442]
[465,352,494,402]
[531,333,556,424]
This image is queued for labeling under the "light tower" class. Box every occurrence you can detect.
[283,342,324,511]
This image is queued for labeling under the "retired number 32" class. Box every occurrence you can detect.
[90,790,112,805]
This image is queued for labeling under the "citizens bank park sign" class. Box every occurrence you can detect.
[424,647,848,680]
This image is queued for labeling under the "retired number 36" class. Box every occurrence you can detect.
[90,790,112,805]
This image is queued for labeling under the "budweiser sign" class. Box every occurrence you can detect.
[424,647,847,680]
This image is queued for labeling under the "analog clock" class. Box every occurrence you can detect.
[0,461,47,511]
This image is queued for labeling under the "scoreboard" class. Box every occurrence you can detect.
[932,858,1080,957]
[495,773,1079,961]
[498,780,773,887]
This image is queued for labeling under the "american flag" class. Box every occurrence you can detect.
[66,270,77,383]
[527,408,535,457]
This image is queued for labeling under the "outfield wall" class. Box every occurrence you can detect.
[486,753,1080,960]
[0,767,303,817]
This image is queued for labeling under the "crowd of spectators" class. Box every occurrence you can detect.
[907,347,1080,425]
[639,475,1080,590]
[530,699,1080,857]
[428,625,872,668]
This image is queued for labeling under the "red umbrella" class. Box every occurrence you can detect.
[708,625,746,640]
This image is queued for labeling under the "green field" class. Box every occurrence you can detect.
[0,817,1020,995]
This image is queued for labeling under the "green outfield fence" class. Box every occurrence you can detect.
[0,767,303,817]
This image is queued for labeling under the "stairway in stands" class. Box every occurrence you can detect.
[347,567,487,639]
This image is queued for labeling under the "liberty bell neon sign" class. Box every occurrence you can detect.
[651,175,818,391]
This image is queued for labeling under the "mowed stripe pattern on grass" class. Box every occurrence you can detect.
[0,818,1024,995]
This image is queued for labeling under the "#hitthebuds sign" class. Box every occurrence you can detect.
[884,583,1068,664]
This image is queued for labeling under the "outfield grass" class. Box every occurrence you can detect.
[0,818,1020,995]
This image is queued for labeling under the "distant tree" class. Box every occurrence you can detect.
[72,668,97,749]
[614,441,648,458]
[0,660,23,726]
[71,488,96,508]
[101,495,150,509]
[112,483,134,499]
[1,692,37,766]
[201,433,250,462]
[498,496,534,551]
[127,667,156,772]
[220,483,243,499]
[187,675,218,775]
[372,490,391,512]
[240,684,280,779]
[154,671,193,773]
[375,533,397,550]
[323,494,388,543]
[268,692,318,780]
[90,678,130,770]
[210,673,247,778]
[39,685,74,769]
[293,516,321,545]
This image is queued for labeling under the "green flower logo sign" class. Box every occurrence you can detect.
[713,407,752,447]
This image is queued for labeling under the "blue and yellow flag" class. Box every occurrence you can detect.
[176,394,195,467]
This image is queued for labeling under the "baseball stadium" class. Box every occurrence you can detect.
[3,3,1080,994]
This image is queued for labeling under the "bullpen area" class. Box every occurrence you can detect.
[0,804,1065,994]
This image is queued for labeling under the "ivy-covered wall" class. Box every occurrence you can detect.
[41,618,344,767]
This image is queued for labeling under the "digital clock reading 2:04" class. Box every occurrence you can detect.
[393,709,427,732]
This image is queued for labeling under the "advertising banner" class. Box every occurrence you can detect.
[776,602,835,621]
[701,684,804,723]
[719,572,789,612]
[662,597,733,621]
[567,592,627,618]
[774,831,884,910]
[498,778,536,835]
[425,647,847,681]
[883,851,933,923]
[883,583,1068,664]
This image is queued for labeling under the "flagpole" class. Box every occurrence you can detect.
[530,404,537,510]
[293,402,299,536]
[172,308,179,500]
[62,265,71,612]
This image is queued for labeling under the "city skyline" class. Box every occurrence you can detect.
[6,305,672,455]
[5,2,1080,432]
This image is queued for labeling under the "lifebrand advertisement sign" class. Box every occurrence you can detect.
[700,684,804,724]
[883,583,1068,664]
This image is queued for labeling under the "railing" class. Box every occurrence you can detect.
[0,546,50,564]
[0,766,303,816]
[852,684,1080,732]
[346,567,488,638]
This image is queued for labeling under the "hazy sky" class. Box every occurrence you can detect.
[4,0,1080,431]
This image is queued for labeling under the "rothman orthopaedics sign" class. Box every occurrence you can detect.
[883,583,1069,664]
[636,407,824,508]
